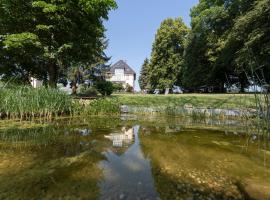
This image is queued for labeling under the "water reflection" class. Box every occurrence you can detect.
[0,116,269,200]
[99,126,159,200]
[105,127,134,147]
[78,129,92,136]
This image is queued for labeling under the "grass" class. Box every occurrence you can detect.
[0,86,262,120]
[0,86,73,119]
[114,94,257,109]
[0,86,121,119]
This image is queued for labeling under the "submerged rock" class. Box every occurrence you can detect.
[120,105,129,113]
[238,180,270,200]
[119,193,125,199]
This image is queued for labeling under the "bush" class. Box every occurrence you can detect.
[96,81,114,96]
[78,85,98,97]
[126,84,134,93]
[113,83,124,92]
[84,98,120,115]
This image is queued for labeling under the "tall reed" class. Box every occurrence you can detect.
[0,86,73,119]
[245,47,270,137]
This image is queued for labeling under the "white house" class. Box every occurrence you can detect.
[106,60,136,89]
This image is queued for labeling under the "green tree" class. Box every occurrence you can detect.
[222,0,270,85]
[0,0,117,87]
[183,0,232,92]
[138,58,150,90]
[182,0,263,92]
[148,18,189,90]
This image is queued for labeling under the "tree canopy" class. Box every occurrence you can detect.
[140,0,269,92]
[182,0,269,91]
[147,18,189,90]
[0,0,117,87]
[138,58,150,90]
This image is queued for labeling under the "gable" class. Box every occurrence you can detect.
[110,60,136,75]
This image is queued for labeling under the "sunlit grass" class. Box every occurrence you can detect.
[114,94,256,109]
[0,87,261,120]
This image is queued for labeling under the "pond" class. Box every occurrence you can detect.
[0,115,269,200]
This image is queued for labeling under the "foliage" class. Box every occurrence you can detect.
[0,86,260,119]
[95,80,114,96]
[0,86,73,119]
[113,83,124,92]
[125,84,134,93]
[222,0,270,84]
[182,0,269,92]
[84,98,120,115]
[0,0,117,87]
[148,18,189,90]
[67,55,111,94]
[78,85,98,97]
[138,58,150,90]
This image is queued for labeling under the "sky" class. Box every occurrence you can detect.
[104,0,199,90]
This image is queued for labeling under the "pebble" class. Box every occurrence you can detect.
[119,193,125,199]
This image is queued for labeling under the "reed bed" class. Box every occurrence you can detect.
[0,86,73,119]
[0,86,121,119]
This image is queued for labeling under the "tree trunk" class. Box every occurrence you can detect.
[48,62,58,88]
[239,73,247,93]
[219,82,226,93]
[240,83,245,93]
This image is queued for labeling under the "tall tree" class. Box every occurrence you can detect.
[138,58,150,90]
[182,0,262,92]
[183,0,232,92]
[148,18,189,90]
[0,0,117,87]
[222,0,270,84]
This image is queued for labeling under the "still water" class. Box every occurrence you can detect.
[0,116,269,200]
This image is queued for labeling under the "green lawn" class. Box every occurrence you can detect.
[113,93,257,109]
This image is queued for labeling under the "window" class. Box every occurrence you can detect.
[114,69,124,81]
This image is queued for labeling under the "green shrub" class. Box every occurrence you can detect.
[113,83,124,92]
[84,98,120,115]
[78,84,98,97]
[83,87,98,96]
[125,84,134,93]
[96,81,114,96]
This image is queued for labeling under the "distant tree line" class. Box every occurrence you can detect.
[139,0,270,93]
[0,0,117,87]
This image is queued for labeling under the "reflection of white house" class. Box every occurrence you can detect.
[106,60,136,89]
[105,127,134,147]
[30,77,43,88]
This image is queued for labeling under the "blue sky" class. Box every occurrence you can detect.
[104,0,199,90]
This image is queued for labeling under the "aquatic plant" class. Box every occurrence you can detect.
[0,86,73,119]
[83,97,120,115]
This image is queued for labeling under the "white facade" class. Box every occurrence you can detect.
[107,60,136,89]
[109,71,135,88]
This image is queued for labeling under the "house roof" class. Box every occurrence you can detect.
[109,60,136,75]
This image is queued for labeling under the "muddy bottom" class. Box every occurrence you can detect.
[0,116,269,200]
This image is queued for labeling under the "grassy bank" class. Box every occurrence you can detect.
[0,86,122,119]
[114,94,256,109]
[0,86,261,119]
